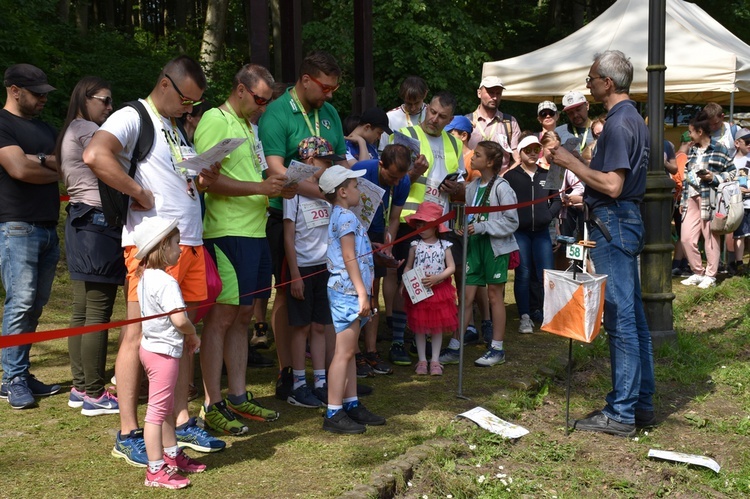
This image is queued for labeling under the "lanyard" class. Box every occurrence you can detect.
[473,111,500,142]
[291,88,319,137]
[402,104,425,127]
[222,101,262,171]
[572,127,589,153]
[146,96,184,165]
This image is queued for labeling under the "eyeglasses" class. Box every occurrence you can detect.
[586,75,607,84]
[90,95,113,107]
[522,146,542,155]
[538,110,556,118]
[307,74,340,94]
[165,74,205,106]
[243,84,271,106]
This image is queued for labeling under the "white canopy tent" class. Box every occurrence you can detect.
[482,0,750,106]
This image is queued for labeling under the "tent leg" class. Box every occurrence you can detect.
[565,337,573,436]
[730,91,735,125]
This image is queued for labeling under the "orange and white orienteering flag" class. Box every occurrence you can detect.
[541,270,606,343]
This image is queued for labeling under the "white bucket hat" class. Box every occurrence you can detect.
[133,216,179,260]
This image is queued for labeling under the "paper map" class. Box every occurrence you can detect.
[393,131,421,168]
[458,407,530,439]
[284,160,321,187]
[350,177,385,230]
[180,137,246,173]
[647,449,721,473]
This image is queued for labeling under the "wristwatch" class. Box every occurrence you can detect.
[37,153,47,166]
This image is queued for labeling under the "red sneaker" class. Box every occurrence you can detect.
[145,464,190,489]
[164,450,207,473]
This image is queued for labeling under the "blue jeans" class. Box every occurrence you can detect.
[589,202,654,425]
[513,229,554,316]
[0,222,60,382]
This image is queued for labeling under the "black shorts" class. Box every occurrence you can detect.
[286,264,332,326]
[266,207,286,284]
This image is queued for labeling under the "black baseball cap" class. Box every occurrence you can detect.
[360,107,392,135]
[3,64,56,93]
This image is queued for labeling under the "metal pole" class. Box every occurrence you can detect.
[730,92,735,125]
[565,338,573,436]
[643,0,676,346]
[456,204,469,398]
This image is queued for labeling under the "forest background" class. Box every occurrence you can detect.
[1,0,750,130]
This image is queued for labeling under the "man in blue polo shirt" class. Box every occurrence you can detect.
[352,144,411,375]
[550,50,653,438]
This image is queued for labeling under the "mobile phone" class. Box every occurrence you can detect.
[439,172,460,189]
[696,169,709,176]
[556,235,576,244]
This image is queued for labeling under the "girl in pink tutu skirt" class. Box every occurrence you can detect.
[401,202,458,376]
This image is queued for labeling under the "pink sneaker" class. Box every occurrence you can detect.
[415,360,428,375]
[145,464,190,489]
[165,450,207,473]
[429,361,443,376]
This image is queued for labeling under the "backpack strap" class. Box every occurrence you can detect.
[123,100,155,179]
[502,113,512,141]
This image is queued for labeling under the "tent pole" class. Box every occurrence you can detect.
[730,92,735,124]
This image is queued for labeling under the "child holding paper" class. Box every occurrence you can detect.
[401,202,457,376]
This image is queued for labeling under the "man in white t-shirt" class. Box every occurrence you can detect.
[84,56,223,466]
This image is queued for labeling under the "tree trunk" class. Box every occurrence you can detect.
[270,0,282,81]
[200,0,229,73]
[76,0,90,36]
[57,0,70,22]
[99,0,115,27]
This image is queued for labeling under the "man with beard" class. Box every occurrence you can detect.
[0,64,61,410]
[555,91,595,161]
[258,51,347,400]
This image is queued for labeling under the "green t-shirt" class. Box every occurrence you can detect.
[194,106,268,238]
[258,87,346,210]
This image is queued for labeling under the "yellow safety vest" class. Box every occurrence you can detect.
[400,126,461,221]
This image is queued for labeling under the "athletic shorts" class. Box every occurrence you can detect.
[204,236,272,306]
[125,245,207,303]
[327,288,370,334]
[466,234,509,286]
[266,208,286,284]
[286,264,332,326]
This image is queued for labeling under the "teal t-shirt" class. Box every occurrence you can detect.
[258,88,345,210]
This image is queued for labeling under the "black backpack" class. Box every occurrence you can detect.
[98,100,155,227]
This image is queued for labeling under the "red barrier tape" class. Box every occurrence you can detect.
[4,190,564,349]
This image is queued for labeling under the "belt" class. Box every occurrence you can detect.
[29,221,57,228]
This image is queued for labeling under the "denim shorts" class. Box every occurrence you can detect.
[327,289,370,333]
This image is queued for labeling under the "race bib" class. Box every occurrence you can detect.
[424,177,447,208]
[255,140,269,172]
[301,200,330,229]
[179,145,197,162]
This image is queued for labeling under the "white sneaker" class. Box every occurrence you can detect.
[519,314,534,334]
[697,275,716,289]
[681,274,704,286]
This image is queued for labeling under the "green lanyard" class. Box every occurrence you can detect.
[572,127,589,153]
[222,101,261,172]
[291,88,320,137]
[146,96,183,164]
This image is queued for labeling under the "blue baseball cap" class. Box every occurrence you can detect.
[445,115,473,134]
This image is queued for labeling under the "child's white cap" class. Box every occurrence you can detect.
[517,135,542,152]
[319,165,366,194]
[133,216,179,260]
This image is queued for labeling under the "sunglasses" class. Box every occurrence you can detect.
[307,74,340,94]
[538,110,556,118]
[523,146,542,155]
[165,73,205,106]
[90,95,113,107]
[24,89,48,99]
[244,85,271,106]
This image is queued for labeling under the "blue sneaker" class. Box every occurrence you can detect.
[288,385,325,408]
[463,327,479,345]
[0,374,60,399]
[474,348,505,367]
[176,417,226,453]
[68,387,86,408]
[438,347,460,365]
[112,428,148,467]
[81,391,119,416]
[6,376,36,409]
